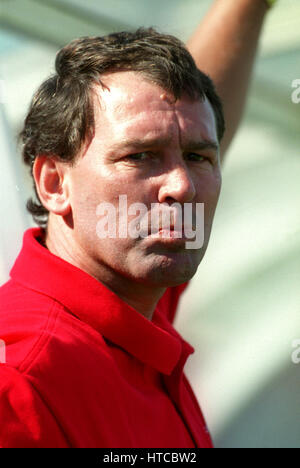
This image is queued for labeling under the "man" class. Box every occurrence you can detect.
[0,0,275,448]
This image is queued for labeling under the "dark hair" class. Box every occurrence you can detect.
[19,27,225,227]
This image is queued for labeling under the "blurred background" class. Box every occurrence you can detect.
[0,0,299,448]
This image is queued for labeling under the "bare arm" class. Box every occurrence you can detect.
[187,0,269,159]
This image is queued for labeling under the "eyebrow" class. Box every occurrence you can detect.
[184,140,219,152]
[111,136,219,153]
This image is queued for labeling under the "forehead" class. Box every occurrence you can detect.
[92,71,218,145]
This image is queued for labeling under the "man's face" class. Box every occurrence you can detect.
[65,71,222,287]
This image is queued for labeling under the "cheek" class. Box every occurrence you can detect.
[196,173,221,248]
[70,163,113,210]
[68,176,107,237]
[196,170,222,208]
[72,182,99,216]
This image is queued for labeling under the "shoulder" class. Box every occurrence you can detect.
[0,364,67,447]
[0,281,111,447]
[0,279,109,371]
[0,279,63,369]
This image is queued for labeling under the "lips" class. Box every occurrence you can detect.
[159,222,175,232]
[159,229,194,237]
[157,215,195,234]
[131,205,197,240]
[158,222,195,235]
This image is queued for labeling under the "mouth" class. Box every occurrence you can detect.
[132,208,198,244]
[148,224,196,244]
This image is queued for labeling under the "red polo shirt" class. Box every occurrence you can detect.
[0,228,213,448]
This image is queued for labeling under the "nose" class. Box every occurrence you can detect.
[157,163,196,205]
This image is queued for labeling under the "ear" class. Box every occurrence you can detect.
[33,156,71,217]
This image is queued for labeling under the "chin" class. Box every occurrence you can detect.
[140,252,202,287]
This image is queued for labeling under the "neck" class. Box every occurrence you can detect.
[45,216,166,321]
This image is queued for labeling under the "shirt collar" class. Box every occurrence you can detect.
[10,228,194,375]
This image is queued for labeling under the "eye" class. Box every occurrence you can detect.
[126,152,149,161]
[186,153,208,162]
